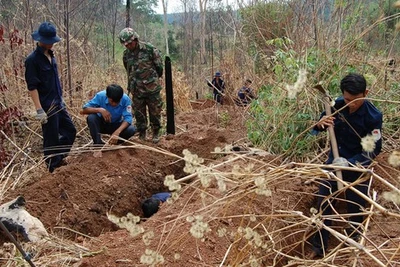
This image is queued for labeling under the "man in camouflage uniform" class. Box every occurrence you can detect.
[118,28,163,143]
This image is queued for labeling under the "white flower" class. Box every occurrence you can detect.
[361,134,376,152]
[388,151,400,168]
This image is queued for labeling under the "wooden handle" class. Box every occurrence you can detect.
[323,96,343,189]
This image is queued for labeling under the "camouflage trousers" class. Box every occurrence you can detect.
[132,92,163,132]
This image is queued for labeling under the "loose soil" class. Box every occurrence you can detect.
[1,99,399,267]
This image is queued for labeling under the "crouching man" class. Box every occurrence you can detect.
[81,84,136,145]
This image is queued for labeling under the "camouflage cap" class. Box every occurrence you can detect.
[118,28,139,45]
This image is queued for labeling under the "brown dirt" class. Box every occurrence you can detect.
[1,99,399,267]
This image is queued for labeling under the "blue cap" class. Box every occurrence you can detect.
[31,22,61,44]
[215,71,221,77]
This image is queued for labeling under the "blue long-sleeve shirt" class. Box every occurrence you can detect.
[314,96,382,166]
[25,44,63,110]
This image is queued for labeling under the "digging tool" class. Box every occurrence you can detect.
[314,84,344,190]
[0,220,36,267]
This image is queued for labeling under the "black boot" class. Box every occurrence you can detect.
[152,129,160,144]
[139,131,146,141]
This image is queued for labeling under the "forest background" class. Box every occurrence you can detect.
[0,0,400,266]
[1,0,399,165]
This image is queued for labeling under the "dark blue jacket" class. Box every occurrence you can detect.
[314,96,382,166]
[25,44,63,110]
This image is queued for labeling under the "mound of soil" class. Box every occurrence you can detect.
[1,99,399,267]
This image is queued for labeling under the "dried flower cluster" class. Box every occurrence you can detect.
[254,176,272,196]
[183,149,204,174]
[361,134,376,152]
[140,249,165,266]
[164,174,181,191]
[388,150,400,168]
[107,213,144,237]
[285,69,308,99]
[382,190,400,205]
[238,227,264,248]
[142,231,154,246]
[187,215,211,239]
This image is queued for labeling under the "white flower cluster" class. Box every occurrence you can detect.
[249,255,261,267]
[140,249,164,266]
[217,227,227,237]
[388,151,400,168]
[198,168,213,188]
[183,149,204,174]
[254,177,272,196]
[187,215,211,239]
[361,134,376,152]
[107,213,144,237]
[382,191,400,205]
[216,175,227,192]
[166,192,179,204]
[238,227,264,248]
[142,230,154,246]
[164,174,181,191]
[285,69,308,99]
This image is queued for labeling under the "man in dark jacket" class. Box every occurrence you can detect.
[207,71,225,104]
[25,22,76,173]
[310,73,382,258]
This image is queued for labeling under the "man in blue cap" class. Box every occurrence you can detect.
[25,22,76,173]
[207,71,225,104]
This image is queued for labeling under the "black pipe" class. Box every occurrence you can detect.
[165,56,175,135]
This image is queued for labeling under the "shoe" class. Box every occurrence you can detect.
[139,131,146,141]
[152,129,160,144]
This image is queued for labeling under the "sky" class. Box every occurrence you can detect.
[154,0,237,14]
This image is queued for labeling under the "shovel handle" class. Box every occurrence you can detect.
[323,96,344,189]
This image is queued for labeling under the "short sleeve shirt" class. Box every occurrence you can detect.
[83,90,133,124]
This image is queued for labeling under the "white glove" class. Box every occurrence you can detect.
[35,108,48,124]
[332,157,348,167]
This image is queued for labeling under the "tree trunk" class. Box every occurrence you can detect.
[199,0,208,64]
[162,0,170,55]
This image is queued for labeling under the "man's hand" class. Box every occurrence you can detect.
[317,115,334,130]
[99,108,112,123]
[35,108,48,124]
[332,157,349,167]
[109,130,121,145]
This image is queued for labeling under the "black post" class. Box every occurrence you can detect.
[165,56,175,135]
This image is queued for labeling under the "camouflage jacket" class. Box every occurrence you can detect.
[123,42,163,96]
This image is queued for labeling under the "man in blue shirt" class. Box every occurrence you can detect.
[25,22,76,173]
[141,192,171,218]
[310,73,383,258]
[236,79,256,106]
[81,84,136,145]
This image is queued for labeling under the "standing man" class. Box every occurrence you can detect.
[25,22,76,173]
[207,71,225,104]
[118,28,163,144]
[81,84,136,145]
[310,73,382,258]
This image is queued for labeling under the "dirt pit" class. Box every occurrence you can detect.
[1,100,399,267]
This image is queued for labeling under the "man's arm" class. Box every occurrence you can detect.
[29,90,42,110]
[81,107,112,123]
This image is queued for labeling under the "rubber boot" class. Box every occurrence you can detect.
[152,129,160,144]
[139,131,146,141]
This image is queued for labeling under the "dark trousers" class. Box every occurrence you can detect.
[312,170,369,255]
[42,107,76,172]
[87,114,136,144]
[213,93,223,104]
